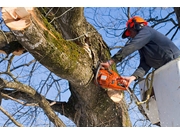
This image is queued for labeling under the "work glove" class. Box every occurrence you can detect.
[121,76,136,88]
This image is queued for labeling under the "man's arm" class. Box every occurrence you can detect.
[111,27,152,64]
[132,51,151,80]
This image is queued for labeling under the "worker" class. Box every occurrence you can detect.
[101,16,180,87]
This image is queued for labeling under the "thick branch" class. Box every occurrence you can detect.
[2,79,66,127]
[7,8,94,87]
[1,89,71,113]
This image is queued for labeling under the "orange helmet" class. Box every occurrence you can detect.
[122,16,148,39]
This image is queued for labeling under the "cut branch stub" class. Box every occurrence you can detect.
[2,7,33,30]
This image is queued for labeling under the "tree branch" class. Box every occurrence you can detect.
[0,106,24,127]
[2,79,66,127]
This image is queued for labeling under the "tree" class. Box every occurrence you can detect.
[0,7,131,127]
[0,7,179,127]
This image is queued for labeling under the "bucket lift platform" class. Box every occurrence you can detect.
[138,58,180,127]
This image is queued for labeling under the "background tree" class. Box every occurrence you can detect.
[0,7,179,127]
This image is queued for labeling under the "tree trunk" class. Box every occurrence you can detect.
[0,7,131,127]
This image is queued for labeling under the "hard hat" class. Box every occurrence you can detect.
[122,16,148,39]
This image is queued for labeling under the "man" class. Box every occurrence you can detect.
[101,16,180,87]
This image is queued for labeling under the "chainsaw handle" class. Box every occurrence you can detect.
[100,64,112,74]
[107,68,113,74]
[117,76,129,88]
[95,63,101,85]
[100,60,113,70]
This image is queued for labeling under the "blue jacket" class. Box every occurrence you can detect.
[112,26,180,79]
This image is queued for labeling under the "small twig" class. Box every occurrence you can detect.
[1,93,39,107]
[45,7,54,17]
[50,7,74,23]
[66,32,91,41]
[109,45,124,50]
[0,105,24,127]
[50,101,56,106]
[0,29,9,44]
[0,55,9,64]
[7,55,15,72]
[10,59,36,72]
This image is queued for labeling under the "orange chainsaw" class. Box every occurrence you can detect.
[95,64,128,91]
[94,64,150,121]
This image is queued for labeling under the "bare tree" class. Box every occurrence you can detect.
[0,7,131,127]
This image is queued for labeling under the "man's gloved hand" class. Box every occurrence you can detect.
[120,76,136,88]
[100,59,114,69]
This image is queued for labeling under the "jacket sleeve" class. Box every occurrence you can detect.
[131,50,151,79]
[111,26,152,63]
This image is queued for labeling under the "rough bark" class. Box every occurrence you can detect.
[0,7,131,127]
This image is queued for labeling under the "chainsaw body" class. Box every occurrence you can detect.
[95,66,127,91]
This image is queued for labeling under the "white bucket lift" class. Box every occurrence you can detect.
[138,58,180,127]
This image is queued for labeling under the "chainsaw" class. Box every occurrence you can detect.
[94,64,128,91]
[94,63,148,119]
